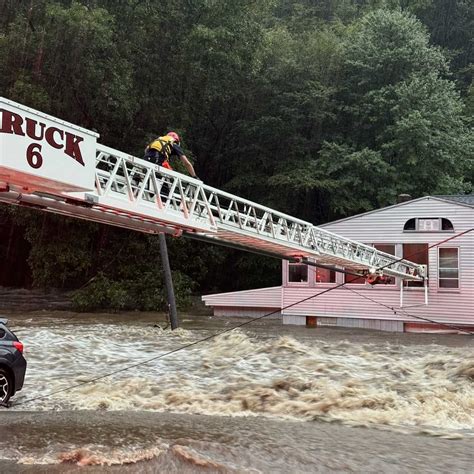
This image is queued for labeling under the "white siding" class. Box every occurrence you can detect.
[214,307,281,318]
[201,197,474,329]
[319,317,404,332]
[320,197,472,241]
[282,198,474,326]
[282,315,306,325]
[202,286,282,309]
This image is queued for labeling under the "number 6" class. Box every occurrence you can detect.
[26,143,43,169]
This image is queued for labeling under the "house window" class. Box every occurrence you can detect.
[344,244,397,285]
[419,218,440,231]
[438,248,459,289]
[441,219,454,231]
[373,244,396,285]
[315,267,336,283]
[403,243,428,287]
[404,218,454,232]
[404,219,416,231]
[288,263,308,283]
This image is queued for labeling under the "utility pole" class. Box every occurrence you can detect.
[158,233,179,329]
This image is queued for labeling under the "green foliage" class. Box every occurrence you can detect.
[344,9,448,91]
[72,274,129,312]
[0,0,472,305]
[314,143,393,217]
[69,232,195,311]
[0,0,136,141]
[72,270,194,312]
[406,0,474,92]
[381,73,472,193]
[10,211,97,289]
[320,8,473,216]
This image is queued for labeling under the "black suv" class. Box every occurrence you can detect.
[0,318,26,405]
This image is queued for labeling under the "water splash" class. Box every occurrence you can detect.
[11,320,474,436]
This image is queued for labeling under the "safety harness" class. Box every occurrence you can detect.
[146,136,175,168]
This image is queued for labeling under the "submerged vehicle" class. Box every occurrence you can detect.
[0,318,26,405]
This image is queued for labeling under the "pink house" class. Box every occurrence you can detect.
[202,196,474,332]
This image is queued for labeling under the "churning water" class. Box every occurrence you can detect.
[1,313,473,471]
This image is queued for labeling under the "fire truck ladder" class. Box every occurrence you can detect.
[0,97,425,281]
[0,143,424,281]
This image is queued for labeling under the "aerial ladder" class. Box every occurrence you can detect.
[0,97,426,283]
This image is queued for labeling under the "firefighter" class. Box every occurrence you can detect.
[143,132,200,180]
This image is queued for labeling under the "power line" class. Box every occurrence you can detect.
[343,227,474,335]
[368,228,474,276]
[343,286,474,335]
[12,227,474,407]
[13,280,351,407]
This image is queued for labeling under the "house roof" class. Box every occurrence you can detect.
[319,195,474,227]
[433,195,474,207]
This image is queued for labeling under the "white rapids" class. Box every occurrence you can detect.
[10,315,474,437]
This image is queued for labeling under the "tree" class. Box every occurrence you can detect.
[0,1,472,300]
[321,9,473,216]
[222,23,344,223]
[0,1,136,143]
[406,0,474,93]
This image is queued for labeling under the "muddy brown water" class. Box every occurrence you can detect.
[1,311,473,472]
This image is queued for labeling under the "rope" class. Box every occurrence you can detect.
[12,228,474,407]
[13,281,350,407]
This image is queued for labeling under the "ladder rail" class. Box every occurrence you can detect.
[92,146,425,280]
[0,96,424,280]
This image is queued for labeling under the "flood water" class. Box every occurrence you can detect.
[1,312,473,472]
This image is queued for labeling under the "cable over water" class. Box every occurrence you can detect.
[11,229,473,410]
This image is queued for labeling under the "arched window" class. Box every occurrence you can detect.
[403,218,454,232]
[404,218,416,231]
[441,218,454,231]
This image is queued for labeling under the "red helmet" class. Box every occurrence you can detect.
[167,131,180,143]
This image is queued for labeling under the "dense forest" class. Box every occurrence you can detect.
[0,0,472,310]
